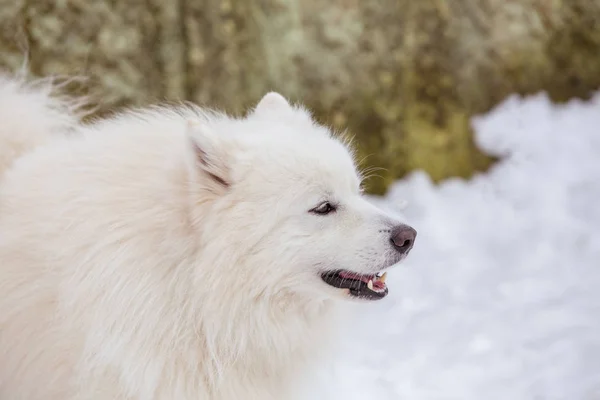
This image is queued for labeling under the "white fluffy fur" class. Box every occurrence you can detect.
[0,74,83,178]
[0,76,411,399]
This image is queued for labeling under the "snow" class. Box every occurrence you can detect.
[308,92,600,400]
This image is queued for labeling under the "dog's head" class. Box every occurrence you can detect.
[185,93,416,302]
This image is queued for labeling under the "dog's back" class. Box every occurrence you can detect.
[0,74,88,399]
[0,74,80,179]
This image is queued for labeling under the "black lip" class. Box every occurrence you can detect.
[321,270,388,300]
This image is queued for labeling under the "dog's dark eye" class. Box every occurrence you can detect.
[310,201,337,215]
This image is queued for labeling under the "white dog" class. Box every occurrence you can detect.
[0,74,416,399]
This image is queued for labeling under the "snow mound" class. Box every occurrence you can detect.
[308,92,600,400]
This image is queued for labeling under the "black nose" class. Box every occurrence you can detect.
[390,224,417,254]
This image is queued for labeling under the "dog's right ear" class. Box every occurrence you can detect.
[185,119,231,191]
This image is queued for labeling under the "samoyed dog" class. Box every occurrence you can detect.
[0,74,416,400]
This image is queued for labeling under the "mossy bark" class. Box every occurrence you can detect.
[1,0,599,194]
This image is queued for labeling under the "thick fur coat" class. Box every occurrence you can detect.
[0,74,414,399]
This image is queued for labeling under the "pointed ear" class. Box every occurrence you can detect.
[252,92,292,116]
[185,119,230,190]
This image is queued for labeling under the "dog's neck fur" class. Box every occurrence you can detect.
[78,243,339,398]
[189,253,340,390]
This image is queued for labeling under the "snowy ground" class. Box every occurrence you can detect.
[308,93,600,399]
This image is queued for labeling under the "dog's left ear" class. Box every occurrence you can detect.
[252,92,292,116]
[185,119,231,191]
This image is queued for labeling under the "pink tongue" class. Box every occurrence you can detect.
[372,280,385,290]
[338,271,386,290]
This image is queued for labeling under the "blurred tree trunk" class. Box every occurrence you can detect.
[1,0,600,194]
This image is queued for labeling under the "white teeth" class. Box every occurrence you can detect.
[367,280,374,290]
[380,272,387,284]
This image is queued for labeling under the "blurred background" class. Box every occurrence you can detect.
[2,0,600,194]
[2,2,600,399]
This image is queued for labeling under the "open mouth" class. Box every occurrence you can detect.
[321,270,388,300]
